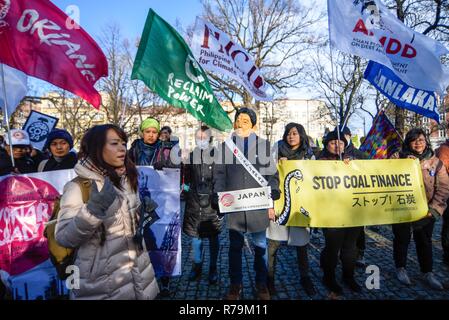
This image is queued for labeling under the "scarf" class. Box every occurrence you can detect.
[400,147,434,161]
[277,141,312,160]
[79,157,109,177]
[135,139,161,166]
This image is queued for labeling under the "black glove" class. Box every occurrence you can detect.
[86,178,118,218]
[153,161,164,171]
[134,196,160,249]
[211,193,219,211]
[271,189,281,201]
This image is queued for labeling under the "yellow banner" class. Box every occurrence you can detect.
[274,159,428,228]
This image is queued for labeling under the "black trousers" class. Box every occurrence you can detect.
[268,239,310,279]
[443,205,449,263]
[392,220,435,273]
[320,227,362,278]
[356,227,366,257]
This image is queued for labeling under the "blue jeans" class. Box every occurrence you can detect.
[229,229,267,285]
[192,236,219,269]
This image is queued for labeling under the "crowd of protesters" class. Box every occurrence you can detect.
[1,107,449,300]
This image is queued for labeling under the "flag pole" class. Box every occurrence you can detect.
[329,43,343,160]
[0,64,15,168]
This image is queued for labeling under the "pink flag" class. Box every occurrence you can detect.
[0,0,107,108]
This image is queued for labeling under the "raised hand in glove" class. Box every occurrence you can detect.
[86,178,118,219]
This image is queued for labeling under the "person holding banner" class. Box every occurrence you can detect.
[266,123,316,297]
[391,128,449,290]
[130,117,179,297]
[55,125,159,300]
[0,129,37,176]
[339,126,369,268]
[318,130,363,295]
[213,108,280,300]
[182,126,222,285]
[38,129,77,172]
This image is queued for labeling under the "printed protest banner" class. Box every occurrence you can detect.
[364,61,439,122]
[0,170,76,300]
[191,17,271,101]
[218,186,273,214]
[138,167,181,277]
[274,159,428,227]
[328,0,449,94]
[0,0,108,107]
[131,9,232,132]
[22,111,58,151]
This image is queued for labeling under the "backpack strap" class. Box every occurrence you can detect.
[72,177,92,203]
[71,177,106,245]
[38,159,49,172]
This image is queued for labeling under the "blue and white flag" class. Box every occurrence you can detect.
[0,64,27,118]
[364,61,439,122]
[328,0,449,94]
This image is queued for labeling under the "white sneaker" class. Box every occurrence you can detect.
[424,272,443,290]
[396,268,412,286]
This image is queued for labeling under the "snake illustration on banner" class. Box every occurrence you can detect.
[277,169,309,225]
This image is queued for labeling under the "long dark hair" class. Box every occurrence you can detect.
[79,125,138,192]
[282,123,310,150]
[402,128,432,156]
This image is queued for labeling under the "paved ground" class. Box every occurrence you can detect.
[158,213,449,300]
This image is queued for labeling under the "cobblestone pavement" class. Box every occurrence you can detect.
[158,211,449,300]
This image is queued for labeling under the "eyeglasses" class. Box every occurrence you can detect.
[411,138,426,144]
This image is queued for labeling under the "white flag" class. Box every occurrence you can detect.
[0,64,28,117]
[191,17,272,101]
[328,0,449,94]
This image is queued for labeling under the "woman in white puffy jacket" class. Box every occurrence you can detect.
[55,124,159,300]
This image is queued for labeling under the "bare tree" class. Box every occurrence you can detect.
[308,47,375,127]
[97,24,136,127]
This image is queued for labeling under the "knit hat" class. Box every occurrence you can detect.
[45,129,74,150]
[324,130,348,147]
[4,129,31,146]
[235,107,257,127]
[140,118,160,133]
[337,125,351,136]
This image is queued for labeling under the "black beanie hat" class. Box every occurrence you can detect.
[324,130,348,147]
[235,107,257,127]
[45,129,74,150]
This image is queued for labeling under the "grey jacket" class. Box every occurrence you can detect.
[213,133,279,233]
[55,163,159,300]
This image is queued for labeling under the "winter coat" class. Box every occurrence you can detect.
[345,142,368,159]
[436,140,449,174]
[38,152,77,172]
[0,148,37,176]
[267,141,314,246]
[182,147,222,238]
[55,163,159,300]
[213,133,280,233]
[129,139,179,169]
[396,150,449,216]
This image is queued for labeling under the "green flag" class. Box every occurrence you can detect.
[131,9,233,132]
